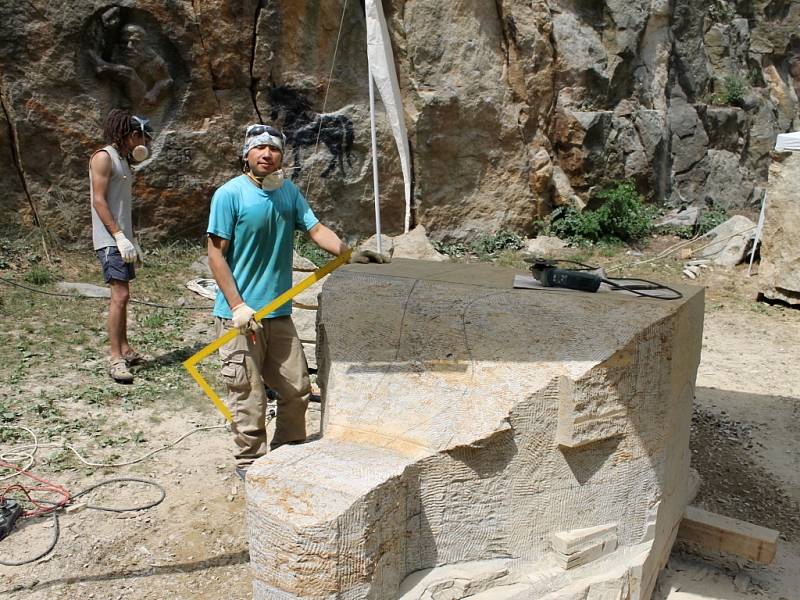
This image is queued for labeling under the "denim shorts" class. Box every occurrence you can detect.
[96,246,136,283]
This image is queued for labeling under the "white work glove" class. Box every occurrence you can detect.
[231,302,262,335]
[113,231,137,263]
[349,249,391,264]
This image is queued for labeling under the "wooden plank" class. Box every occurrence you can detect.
[677,505,779,564]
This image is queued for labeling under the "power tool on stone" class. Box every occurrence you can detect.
[523,257,684,300]
[526,258,602,292]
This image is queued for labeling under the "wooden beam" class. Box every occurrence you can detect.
[677,505,779,564]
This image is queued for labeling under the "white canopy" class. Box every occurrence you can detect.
[775,131,800,152]
[365,0,412,233]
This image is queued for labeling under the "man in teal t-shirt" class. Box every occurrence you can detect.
[207,124,388,480]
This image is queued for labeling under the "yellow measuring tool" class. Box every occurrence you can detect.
[183,250,352,421]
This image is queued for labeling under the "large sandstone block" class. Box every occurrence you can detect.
[247,259,704,599]
[760,152,800,305]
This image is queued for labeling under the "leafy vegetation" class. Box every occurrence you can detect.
[434,230,524,260]
[538,180,657,245]
[708,0,736,23]
[716,75,746,106]
[696,205,729,236]
[24,264,53,285]
[469,230,525,258]
[293,230,331,266]
[668,205,730,239]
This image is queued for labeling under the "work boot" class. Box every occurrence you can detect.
[109,357,134,384]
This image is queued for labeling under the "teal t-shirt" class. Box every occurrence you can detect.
[207,175,319,319]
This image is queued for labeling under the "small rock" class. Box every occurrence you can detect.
[733,572,751,593]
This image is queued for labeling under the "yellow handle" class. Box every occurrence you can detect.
[183,250,352,421]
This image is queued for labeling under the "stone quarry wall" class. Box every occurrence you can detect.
[246,260,704,599]
[1,1,798,241]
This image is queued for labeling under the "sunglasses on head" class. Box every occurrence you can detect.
[131,115,153,138]
[245,124,282,139]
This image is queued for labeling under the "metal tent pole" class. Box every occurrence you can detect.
[367,55,383,255]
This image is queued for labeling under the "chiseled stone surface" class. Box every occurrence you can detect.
[247,259,703,599]
[760,153,800,305]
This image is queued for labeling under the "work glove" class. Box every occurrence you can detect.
[349,249,391,264]
[113,231,137,263]
[231,302,262,335]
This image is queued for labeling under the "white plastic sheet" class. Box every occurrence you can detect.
[775,131,800,151]
[365,0,412,232]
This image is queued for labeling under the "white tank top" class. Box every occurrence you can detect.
[90,145,134,250]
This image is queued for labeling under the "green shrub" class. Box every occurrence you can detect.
[469,230,524,258]
[544,205,601,244]
[718,75,745,106]
[708,0,735,23]
[669,205,729,239]
[433,240,469,257]
[24,265,53,285]
[435,230,524,259]
[542,180,656,245]
[696,205,729,236]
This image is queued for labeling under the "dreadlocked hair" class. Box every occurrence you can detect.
[103,108,133,147]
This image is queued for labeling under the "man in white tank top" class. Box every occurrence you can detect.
[89,109,152,383]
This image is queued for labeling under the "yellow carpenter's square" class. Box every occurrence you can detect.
[183,250,352,421]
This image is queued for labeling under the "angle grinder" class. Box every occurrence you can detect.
[523,257,683,300]
[526,258,602,292]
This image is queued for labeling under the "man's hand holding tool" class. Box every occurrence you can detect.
[231,302,262,337]
[348,249,392,264]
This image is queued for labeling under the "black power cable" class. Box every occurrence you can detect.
[525,258,683,300]
[0,477,166,566]
[0,275,211,310]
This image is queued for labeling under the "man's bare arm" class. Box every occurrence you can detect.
[90,151,121,235]
[307,223,349,256]
[207,235,244,309]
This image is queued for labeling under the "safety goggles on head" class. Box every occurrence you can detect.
[130,115,153,139]
[245,123,283,139]
[242,123,286,157]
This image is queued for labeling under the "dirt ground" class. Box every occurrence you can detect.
[0,239,797,599]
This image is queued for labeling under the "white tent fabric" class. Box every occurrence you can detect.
[365,0,412,233]
[775,131,800,151]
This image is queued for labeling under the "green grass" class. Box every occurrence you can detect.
[23,265,53,285]
[294,231,332,266]
[0,238,221,478]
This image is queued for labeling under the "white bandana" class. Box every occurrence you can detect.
[243,132,284,158]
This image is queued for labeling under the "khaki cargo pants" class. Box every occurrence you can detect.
[215,315,310,468]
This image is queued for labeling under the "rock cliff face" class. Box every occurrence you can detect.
[1,1,798,241]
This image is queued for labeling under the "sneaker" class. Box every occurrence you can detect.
[235,466,248,481]
[122,349,146,366]
[109,358,134,384]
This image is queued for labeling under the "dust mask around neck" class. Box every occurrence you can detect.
[131,144,149,162]
[261,169,284,191]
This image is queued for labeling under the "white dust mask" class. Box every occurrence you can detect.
[130,115,152,162]
[131,144,149,162]
[261,169,284,191]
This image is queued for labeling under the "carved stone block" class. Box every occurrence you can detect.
[247,259,704,599]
